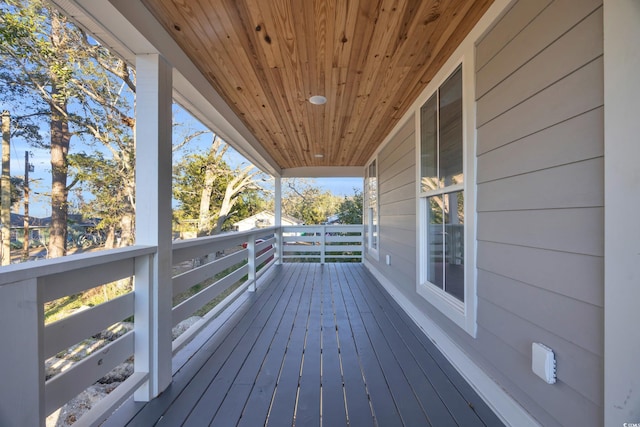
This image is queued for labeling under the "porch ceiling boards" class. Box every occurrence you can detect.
[140,0,493,170]
[106,263,502,426]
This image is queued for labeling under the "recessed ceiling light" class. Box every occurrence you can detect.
[314,154,324,158]
[309,95,327,105]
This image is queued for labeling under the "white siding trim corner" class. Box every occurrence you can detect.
[603,0,640,424]
[365,259,542,427]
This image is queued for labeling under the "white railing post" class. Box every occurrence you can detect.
[133,253,154,401]
[275,227,282,264]
[134,53,173,400]
[321,225,326,264]
[248,237,256,292]
[274,177,283,264]
[360,225,364,262]
[0,278,45,426]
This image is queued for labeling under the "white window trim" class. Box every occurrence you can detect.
[365,157,380,261]
[415,53,477,337]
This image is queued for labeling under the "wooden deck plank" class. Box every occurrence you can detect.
[208,383,252,427]
[320,266,349,427]
[344,265,461,427]
[153,265,298,426]
[340,266,431,426]
[349,265,480,425]
[350,280,458,427]
[211,264,307,426]
[120,266,293,427]
[334,265,403,426]
[265,264,314,426]
[181,263,304,425]
[351,265,503,426]
[106,263,503,427]
[328,264,375,427]
[296,266,322,427]
[236,264,306,427]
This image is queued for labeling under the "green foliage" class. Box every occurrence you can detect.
[173,145,266,233]
[337,188,363,224]
[282,178,341,225]
[68,151,131,231]
[44,280,131,324]
[0,0,82,120]
[1,0,141,251]
[173,151,228,221]
[9,176,23,207]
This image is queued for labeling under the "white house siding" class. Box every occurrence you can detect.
[365,116,416,291]
[367,1,605,426]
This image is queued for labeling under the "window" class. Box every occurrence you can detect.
[417,63,476,336]
[365,159,379,258]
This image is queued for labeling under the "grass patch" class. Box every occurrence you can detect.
[45,280,133,324]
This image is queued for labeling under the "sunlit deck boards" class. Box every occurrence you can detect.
[107,263,503,426]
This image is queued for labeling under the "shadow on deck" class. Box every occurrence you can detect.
[106,263,503,426]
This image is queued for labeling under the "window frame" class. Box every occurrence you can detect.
[416,56,477,337]
[365,157,380,260]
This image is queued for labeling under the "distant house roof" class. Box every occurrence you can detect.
[325,214,340,224]
[7,213,100,228]
[9,213,47,228]
[233,211,303,232]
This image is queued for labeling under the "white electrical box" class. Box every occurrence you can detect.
[532,342,556,384]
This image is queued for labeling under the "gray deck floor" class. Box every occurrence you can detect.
[107,263,503,427]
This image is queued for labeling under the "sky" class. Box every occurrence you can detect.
[6,105,363,218]
[0,6,362,219]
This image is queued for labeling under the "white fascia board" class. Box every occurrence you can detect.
[281,166,364,178]
[50,0,282,177]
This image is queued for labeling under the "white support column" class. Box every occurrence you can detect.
[134,54,173,401]
[603,1,640,425]
[0,278,45,426]
[274,176,283,264]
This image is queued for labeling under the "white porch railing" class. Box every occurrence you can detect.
[0,224,361,426]
[280,224,363,263]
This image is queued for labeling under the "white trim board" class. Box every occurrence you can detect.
[280,166,363,177]
[603,0,640,424]
[364,259,541,427]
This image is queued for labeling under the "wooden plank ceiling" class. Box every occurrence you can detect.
[141,0,493,170]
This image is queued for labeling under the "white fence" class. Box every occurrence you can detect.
[280,224,363,263]
[0,225,361,426]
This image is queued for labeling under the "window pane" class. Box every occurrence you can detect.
[367,160,378,250]
[420,94,438,192]
[427,196,444,289]
[372,208,378,249]
[444,191,464,301]
[371,179,377,249]
[439,66,463,187]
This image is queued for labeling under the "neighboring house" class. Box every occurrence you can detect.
[324,214,340,225]
[9,213,101,244]
[233,211,303,232]
[8,213,48,243]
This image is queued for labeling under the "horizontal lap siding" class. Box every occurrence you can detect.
[367,2,604,426]
[367,117,416,292]
[474,0,604,425]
